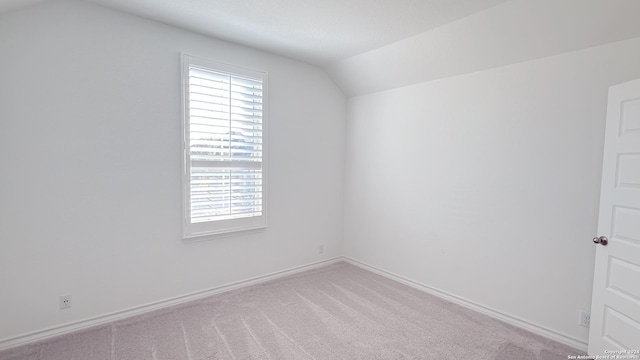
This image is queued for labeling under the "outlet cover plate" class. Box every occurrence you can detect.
[60,294,71,309]
[579,310,590,327]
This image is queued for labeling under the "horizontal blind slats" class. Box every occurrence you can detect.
[188,63,264,224]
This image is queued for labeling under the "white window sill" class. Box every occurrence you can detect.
[182,225,267,243]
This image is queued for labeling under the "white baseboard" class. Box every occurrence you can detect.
[1,256,589,353]
[343,256,588,352]
[0,257,343,352]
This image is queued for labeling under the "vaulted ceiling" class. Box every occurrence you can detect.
[3,0,640,96]
[0,0,510,66]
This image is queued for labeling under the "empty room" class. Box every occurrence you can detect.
[1,0,640,359]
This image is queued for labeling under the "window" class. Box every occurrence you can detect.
[182,54,267,240]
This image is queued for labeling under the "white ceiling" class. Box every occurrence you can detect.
[59,0,511,66]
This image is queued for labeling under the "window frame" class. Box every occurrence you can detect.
[181,54,268,242]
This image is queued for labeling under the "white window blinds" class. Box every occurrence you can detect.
[182,55,267,239]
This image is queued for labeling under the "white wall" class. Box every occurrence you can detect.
[343,37,640,348]
[3,0,640,351]
[0,0,346,341]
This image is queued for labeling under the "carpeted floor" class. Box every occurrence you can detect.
[1,262,581,360]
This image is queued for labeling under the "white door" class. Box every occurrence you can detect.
[588,78,640,357]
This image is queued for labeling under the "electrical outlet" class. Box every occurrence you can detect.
[579,310,590,327]
[60,294,71,310]
[318,244,324,254]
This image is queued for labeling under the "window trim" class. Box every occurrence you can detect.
[181,54,268,242]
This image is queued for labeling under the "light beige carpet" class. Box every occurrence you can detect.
[1,262,581,360]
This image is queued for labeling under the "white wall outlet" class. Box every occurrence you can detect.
[318,244,324,254]
[579,310,590,327]
[60,294,71,309]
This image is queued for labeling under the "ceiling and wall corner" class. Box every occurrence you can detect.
[77,0,512,67]
[3,0,639,95]
[329,0,640,96]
